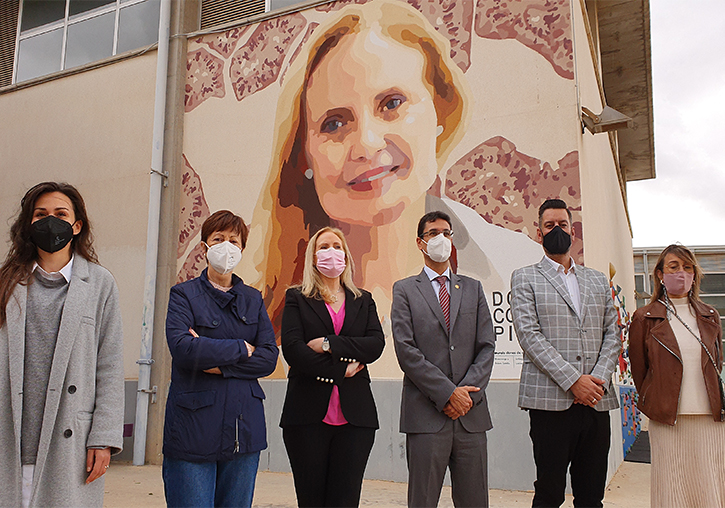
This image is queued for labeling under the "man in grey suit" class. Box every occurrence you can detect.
[510,199,620,508]
[392,211,495,508]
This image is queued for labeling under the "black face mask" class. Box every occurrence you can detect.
[542,225,572,255]
[30,215,75,254]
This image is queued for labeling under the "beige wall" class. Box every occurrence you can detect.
[572,0,634,472]
[182,0,584,380]
[0,0,637,393]
[0,53,158,380]
[573,1,635,301]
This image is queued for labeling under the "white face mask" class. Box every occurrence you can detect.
[204,241,242,275]
[423,234,452,263]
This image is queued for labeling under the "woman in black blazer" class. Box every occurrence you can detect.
[280,227,385,508]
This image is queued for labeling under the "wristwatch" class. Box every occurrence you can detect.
[322,337,331,353]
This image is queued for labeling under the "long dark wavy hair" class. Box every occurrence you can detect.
[0,182,97,326]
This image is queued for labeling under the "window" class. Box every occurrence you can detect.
[699,272,725,352]
[634,273,647,309]
[701,273,725,295]
[13,0,160,84]
[633,272,652,309]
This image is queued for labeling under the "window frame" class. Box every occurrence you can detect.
[13,0,154,84]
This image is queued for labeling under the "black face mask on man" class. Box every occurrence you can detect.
[542,225,572,255]
[30,215,75,253]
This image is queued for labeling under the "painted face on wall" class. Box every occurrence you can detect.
[304,28,439,226]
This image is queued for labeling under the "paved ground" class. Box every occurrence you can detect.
[103,461,650,507]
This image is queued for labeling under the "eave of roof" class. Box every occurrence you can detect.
[597,0,655,182]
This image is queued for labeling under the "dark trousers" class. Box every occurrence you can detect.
[529,405,610,508]
[283,423,376,508]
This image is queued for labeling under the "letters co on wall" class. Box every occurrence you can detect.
[180,0,582,380]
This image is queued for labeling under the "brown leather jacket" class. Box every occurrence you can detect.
[629,299,723,425]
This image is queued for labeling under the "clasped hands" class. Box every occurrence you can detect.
[443,385,480,420]
[570,374,606,407]
[187,328,255,375]
[307,337,365,378]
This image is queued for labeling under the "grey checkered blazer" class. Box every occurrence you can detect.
[510,257,621,411]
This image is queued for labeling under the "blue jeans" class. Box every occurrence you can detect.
[163,452,260,508]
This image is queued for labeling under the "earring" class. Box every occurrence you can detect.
[436,125,444,137]
[304,169,314,180]
[661,280,674,304]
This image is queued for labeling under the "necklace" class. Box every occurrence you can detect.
[329,287,344,303]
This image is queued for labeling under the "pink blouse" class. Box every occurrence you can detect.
[323,302,348,426]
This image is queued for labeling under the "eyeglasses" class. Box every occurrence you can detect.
[420,229,453,240]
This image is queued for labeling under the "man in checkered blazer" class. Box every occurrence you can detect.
[510,199,620,508]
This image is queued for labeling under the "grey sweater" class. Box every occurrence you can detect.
[22,270,69,465]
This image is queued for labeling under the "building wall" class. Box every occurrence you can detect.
[572,0,634,473]
[0,53,159,458]
[180,0,583,381]
[0,0,642,488]
[260,378,535,489]
[177,0,632,490]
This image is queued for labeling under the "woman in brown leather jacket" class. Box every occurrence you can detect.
[629,244,724,508]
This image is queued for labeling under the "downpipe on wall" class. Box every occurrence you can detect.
[133,0,172,466]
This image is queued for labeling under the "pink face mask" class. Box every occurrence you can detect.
[662,271,694,297]
[316,248,346,278]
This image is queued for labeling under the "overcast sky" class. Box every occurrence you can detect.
[627,0,725,248]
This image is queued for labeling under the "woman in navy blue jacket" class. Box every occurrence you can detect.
[162,211,278,508]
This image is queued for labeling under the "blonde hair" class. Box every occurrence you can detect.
[299,227,361,301]
[250,0,469,328]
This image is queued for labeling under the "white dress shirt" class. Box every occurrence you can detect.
[424,265,451,305]
[32,255,74,283]
[543,255,581,316]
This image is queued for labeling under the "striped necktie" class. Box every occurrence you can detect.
[435,275,450,331]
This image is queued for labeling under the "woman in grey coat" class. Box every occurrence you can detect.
[0,182,124,507]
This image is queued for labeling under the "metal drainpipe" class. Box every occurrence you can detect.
[133,0,171,466]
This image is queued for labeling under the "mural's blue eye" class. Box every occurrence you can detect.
[321,118,344,133]
[382,96,404,112]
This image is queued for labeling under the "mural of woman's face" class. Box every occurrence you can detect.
[304,28,439,226]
